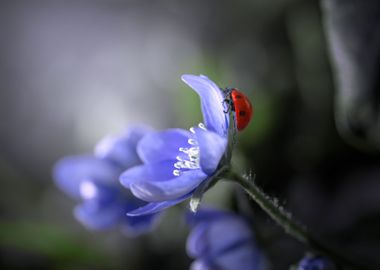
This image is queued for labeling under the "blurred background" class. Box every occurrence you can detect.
[0,0,379,269]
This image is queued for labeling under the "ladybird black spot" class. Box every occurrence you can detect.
[235,95,243,99]
[239,111,246,116]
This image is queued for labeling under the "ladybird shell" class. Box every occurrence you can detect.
[231,89,253,131]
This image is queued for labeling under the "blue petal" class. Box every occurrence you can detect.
[120,161,175,188]
[187,209,253,257]
[74,200,122,230]
[298,256,331,270]
[187,222,208,257]
[127,193,192,216]
[130,169,207,202]
[120,161,207,202]
[206,218,253,255]
[95,125,152,168]
[187,217,253,258]
[212,244,264,270]
[53,155,120,199]
[187,209,264,270]
[137,129,191,164]
[190,260,212,270]
[195,128,227,175]
[182,74,229,137]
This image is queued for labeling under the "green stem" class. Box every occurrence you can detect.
[228,170,375,270]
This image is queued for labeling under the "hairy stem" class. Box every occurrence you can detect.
[228,170,375,270]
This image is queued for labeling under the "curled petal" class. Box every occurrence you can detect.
[53,155,119,199]
[120,162,206,201]
[137,129,191,164]
[195,128,227,175]
[127,193,192,216]
[129,169,207,202]
[182,74,229,137]
[120,161,175,188]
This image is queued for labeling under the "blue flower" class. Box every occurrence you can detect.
[186,208,265,270]
[120,75,230,216]
[297,256,336,270]
[53,126,160,235]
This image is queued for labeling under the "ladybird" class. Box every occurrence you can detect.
[223,88,253,131]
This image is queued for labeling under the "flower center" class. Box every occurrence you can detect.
[172,123,206,176]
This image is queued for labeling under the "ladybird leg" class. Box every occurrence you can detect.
[223,99,231,113]
[223,99,235,113]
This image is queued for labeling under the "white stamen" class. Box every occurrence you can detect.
[188,147,198,155]
[174,163,181,169]
[172,145,200,175]
[198,123,206,130]
[172,124,209,176]
[188,138,197,145]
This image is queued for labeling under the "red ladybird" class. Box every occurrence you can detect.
[223,88,253,131]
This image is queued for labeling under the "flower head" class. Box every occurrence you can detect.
[186,208,265,270]
[53,126,160,235]
[120,75,231,216]
[297,255,336,270]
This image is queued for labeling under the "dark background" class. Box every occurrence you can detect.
[0,0,379,269]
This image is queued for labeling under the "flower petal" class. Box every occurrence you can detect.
[182,74,229,137]
[137,129,191,164]
[53,155,119,199]
[127,193,192,216]
[187,209,265,270]
[190,260,212,270]
[120,161,175,188]
[95,125,152,168]
[187,222,209,257]
[195,128,227,175]
[298,256,333,270]
[213,244,264,270]
[121,161,206,202]
[205,218,253,255]
[187,210,253,257]
[129,169,207,202]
